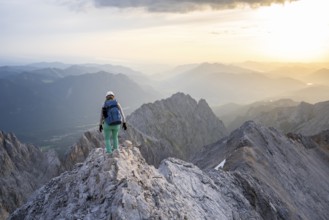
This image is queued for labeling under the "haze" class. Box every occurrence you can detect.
[1,0,329,73]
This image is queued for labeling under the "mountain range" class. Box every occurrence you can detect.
[2,92,329,219]
[5,121,329,220]
[1,61,329,150]
[156,62,326,105]
[2,61,329,219]
[0,64,160,150]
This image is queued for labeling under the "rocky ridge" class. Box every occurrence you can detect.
[9,143,262,220]
[124,92,227,166]
[8,121,329,220]
[0,128,108,220]
[0,131,63,220]
[193,121,329,220]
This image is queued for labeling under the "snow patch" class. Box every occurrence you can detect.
[215,159,226,170]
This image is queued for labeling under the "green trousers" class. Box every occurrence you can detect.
[103,123,120,153]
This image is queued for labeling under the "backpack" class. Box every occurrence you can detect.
[102,100,122,125]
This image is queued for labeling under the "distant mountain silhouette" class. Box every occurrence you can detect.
[27,62,71,69]
[161,62,306,105]
[1,62,148,83]
[0,65,37,78]
[306,68,329,85]
[221,99,329,135]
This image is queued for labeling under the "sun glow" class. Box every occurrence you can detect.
[255,0,329,62]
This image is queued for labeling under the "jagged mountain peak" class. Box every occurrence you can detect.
[138,92,197,110]
[125,92,227,166]
[128,92,225,130]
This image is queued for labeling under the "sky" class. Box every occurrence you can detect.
[0,0,329,72]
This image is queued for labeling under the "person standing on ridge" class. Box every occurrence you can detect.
[99,91,127,154]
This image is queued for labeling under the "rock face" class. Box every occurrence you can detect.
[124,92,227,166]
[0,131,63,220]
[0,129,108,219]
[9,145,263,220]
[193,121,329,220]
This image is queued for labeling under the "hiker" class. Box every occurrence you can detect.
[99,91,127,154]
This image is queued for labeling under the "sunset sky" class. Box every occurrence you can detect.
[1,0,328,72]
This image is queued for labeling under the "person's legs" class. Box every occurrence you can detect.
[103,123,112,153]
[110,124,120,150]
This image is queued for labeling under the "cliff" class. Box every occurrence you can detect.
[0,131,63,220]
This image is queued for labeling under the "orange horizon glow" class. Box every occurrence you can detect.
[0,0,328,68]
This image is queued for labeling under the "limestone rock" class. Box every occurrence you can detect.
[193,121,329,220]
[0,131,63,220]
[7,121,329,220]
[9,146,261,220]
[124,92,227,166]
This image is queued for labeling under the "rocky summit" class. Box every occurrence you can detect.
[0,131,63,220]
[124,92,227,166]
[193,121,329,220]
[9,144,262,220]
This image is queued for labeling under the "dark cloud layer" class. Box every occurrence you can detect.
[91,0,296,12]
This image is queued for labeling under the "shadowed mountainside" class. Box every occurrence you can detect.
[0,131,63,220]
[193,121,329,220]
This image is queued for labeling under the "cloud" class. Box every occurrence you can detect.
[90,0,296,12]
